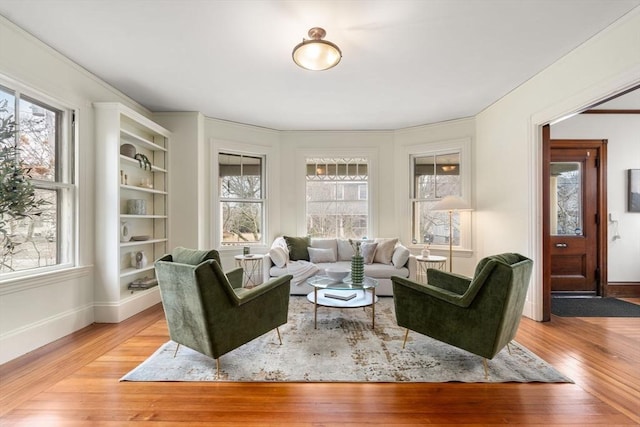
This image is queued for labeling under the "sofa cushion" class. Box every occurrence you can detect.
[392,245,411,268]
[337,239,355,261]
[373,238,398,265]
[284,236,310,261]
[364,263,409,279]
[361,242,378,264]
[310,238,338,260]
[269,246,288,268]
[308,247,336,263]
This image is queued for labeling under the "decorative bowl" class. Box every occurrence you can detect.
[326,267,349,282]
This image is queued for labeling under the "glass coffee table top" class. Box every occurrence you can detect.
[306,275,379,329]
[306,275,378,290]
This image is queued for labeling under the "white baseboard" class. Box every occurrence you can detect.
[0,303,94,365]
[93,287,161,323]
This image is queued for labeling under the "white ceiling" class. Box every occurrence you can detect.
[0,0,638,131]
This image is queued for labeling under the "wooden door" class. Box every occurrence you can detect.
[544,139,606,299]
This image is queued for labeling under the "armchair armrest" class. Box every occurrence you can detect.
[225,267,244,289]
[426,269,472,294]
[231,274,293,305]
[392,276,468,307]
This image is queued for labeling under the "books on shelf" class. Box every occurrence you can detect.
[128,276,158,290]
[324,292,357,301]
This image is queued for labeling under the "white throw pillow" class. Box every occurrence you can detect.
[308,247,337,264]
[269,246,288,268]
[392,245,411,268]
[373,238,398,265]
[361,242,378,264]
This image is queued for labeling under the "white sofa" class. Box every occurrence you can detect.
[262,237,416,296]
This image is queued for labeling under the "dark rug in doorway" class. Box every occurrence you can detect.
[551,297,640,317]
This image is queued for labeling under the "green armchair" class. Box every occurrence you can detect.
[154,247,293,375]
[391,253,533,376]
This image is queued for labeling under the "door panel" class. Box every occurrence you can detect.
[549,144,600,293]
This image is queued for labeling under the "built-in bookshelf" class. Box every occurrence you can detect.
[94,102,170,322]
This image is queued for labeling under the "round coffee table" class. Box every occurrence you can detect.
[306,276,379,329]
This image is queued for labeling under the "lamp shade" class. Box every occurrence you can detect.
[292,27,342,71]
[432,195,471,211]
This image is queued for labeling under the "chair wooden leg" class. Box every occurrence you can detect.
[276,327,282,345]
[402,329,409,349]
[173,343,181,358]
[483,358,489,380]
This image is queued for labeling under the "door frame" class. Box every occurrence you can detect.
[542,127,608,321]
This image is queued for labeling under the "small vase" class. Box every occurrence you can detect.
[351,255,364,285]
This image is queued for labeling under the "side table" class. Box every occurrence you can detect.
[234,254,264,288]
[415,255,447,283]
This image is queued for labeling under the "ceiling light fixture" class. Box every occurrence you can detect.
[292,27,342,71]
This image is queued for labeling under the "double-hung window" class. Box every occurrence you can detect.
[306,157,369,239]
[0,83,75,276]
[411,150,468,248]
[218,152,265,246]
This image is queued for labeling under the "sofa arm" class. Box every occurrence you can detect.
[262,253,274,282]
[406,254,417,280]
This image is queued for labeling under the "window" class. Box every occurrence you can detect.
[306,157,368,239]
[411,152,463,246]
[0,83,75,276]
[218,152,265,245]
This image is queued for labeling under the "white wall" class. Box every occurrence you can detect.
[475,9,640,319]
[0,16,157,363]
[552,114,640,282]
[1,7,639,363]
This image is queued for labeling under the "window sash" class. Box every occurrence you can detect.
[306,157,369,239]
[0,81,75,277]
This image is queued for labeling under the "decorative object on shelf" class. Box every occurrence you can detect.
[431,195,473,272]
[120,221,131,242]
[131,251,148,269]
[138,178,153,189]
[349,239,364,285]
[120,143,136,158]
[127,199,147,215]
[131,235,150,241]
[134,153,152,170]
[292,27,342,71]
[128,276,158,290]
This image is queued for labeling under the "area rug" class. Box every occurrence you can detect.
[552,297,640,317]
[121,296,572,383]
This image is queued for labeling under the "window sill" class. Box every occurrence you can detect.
[0,265,93,296]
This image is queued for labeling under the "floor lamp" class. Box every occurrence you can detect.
[432,196,471,272]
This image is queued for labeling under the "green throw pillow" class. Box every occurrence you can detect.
[283,236,310,261]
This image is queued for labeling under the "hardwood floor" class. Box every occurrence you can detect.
[1,299,638,426]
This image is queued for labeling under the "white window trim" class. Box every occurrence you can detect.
[211,140,273,251]
[405,138,472,252]
[0,75,77,281]
[297,148,379,238]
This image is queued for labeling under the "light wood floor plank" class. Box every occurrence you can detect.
[1,299,638,425]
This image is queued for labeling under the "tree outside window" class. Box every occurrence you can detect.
[219,153,264,245]
[306,157,368,239]
[1,85,72,275]
[411,152,461,246]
